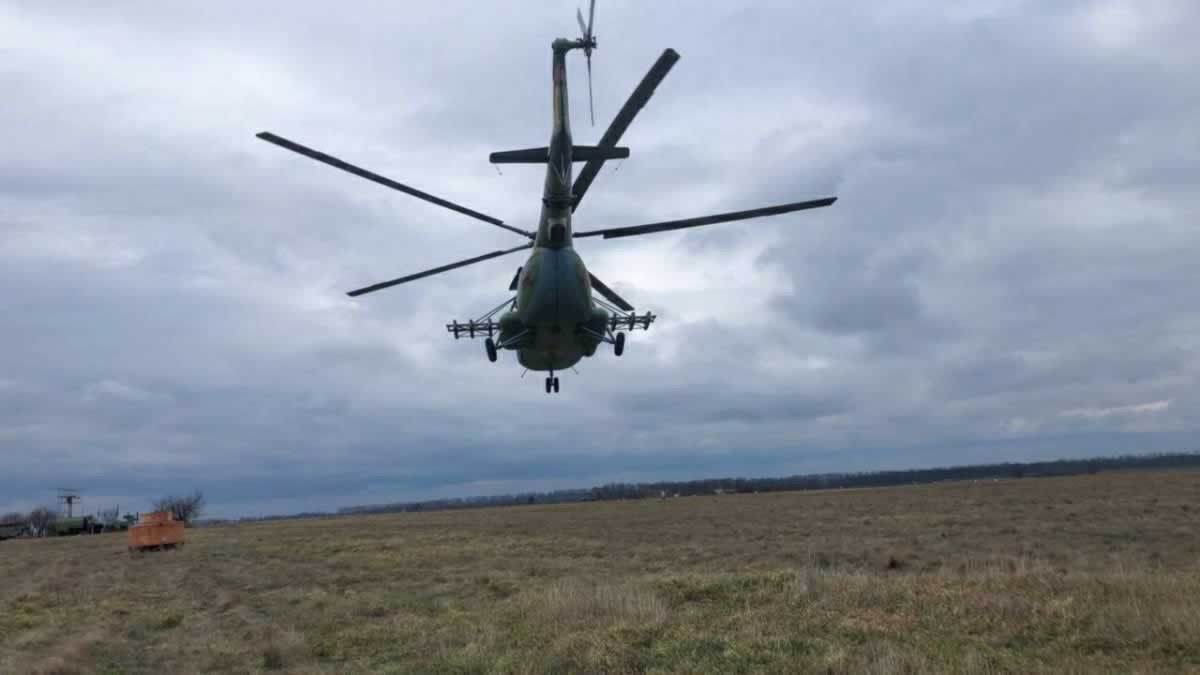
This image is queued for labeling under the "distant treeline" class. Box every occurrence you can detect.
[330,451,1200,518]
[335,489,595,517]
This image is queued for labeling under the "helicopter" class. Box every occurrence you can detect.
[257,2,836,394]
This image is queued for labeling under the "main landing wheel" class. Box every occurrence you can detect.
[545,376,560,394]
[485,337,497,363]
[614,331,626,357]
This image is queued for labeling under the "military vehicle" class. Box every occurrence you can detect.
[54,515,99,536]
[0,522,26,541]
[257,1,836,393]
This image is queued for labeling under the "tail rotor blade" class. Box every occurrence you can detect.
[576,0,597,127]
[587,56,595,126]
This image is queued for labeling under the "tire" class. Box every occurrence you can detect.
[614,332,626,357]
[552,377,560,393]
[545,378,552,394]
[485,338,498,363]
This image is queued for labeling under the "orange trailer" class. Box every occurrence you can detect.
[127,511,185,552]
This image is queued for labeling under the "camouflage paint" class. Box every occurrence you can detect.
[497,39,607,372]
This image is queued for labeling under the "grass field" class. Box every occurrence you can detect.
[2,469,1199,674]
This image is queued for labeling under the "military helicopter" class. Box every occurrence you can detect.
[257,2,836,394]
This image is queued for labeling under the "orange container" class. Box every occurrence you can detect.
[127,511,185,551]
[138,511,171,524]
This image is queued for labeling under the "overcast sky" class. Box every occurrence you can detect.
[2,1,1197,518]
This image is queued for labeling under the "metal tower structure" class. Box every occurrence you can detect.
[56,488,81,518]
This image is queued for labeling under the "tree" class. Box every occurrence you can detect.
[0,512,25,525]
[154,489,205,524]
[28,507,56,536]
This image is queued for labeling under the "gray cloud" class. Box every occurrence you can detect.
[2,1,1198,517]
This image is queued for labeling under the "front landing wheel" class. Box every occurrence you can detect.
[614,332,626,357]
[485,337,497,363]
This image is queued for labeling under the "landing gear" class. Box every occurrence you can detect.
[614,331,626,357]
[485,337,497,363]
[545,373,560,394]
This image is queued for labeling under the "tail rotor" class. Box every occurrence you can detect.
[577,0,597,125]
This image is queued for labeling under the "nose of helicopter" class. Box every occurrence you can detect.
[523,248,591,328]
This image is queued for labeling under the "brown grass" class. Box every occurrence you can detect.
[2,469,1199,673]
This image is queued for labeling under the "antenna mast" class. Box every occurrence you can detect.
[57,488,82,519]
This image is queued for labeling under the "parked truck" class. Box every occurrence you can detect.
[0,522,26,541]
[54,515,103,536]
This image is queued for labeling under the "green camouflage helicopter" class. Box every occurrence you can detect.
[258,1,836,393]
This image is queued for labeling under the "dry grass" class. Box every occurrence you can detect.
[2,469,1200,673]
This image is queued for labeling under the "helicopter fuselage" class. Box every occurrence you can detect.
[498,39,608,372]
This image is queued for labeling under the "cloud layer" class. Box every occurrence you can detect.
[2,1,1197,516]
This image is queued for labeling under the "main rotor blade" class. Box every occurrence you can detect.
[572,48,680,211]
[588,273,634,311]
[574,197,837,240]
[346,242,533,297]
[587,0,596,35]
[577,7,588,37]
[257,132,532,239]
